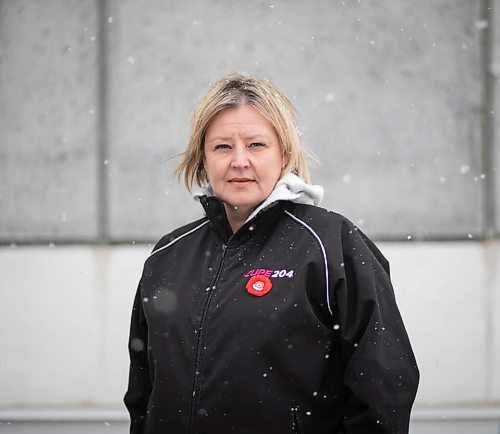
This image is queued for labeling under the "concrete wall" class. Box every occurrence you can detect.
[1,243,500,430]
[0,0,494,242]
[0,0,100,241]
[1,0,499,430]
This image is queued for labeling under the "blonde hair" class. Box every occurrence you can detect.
[175,72,310,192]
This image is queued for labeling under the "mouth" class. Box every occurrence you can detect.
[229,178,254,185]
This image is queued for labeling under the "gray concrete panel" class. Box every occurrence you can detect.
[106,0,484,241]
[1,414,500,434]
[493,0,500,235]
[0,421,128,434]
[0,0,99,242]
[303,0,484,239]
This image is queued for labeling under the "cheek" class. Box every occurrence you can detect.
[204,156,228,188]
[203,156,217,179]
[260,157,284,184]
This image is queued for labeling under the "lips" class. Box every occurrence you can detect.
[229,178,254,185]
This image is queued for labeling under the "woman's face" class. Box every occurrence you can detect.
[204,104,285,219]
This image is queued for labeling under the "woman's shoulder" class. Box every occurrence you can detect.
[285,203,389,272]
[150,216,209,255]
[285,202,356,233]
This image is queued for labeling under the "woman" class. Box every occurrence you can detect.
[124,73,419,434]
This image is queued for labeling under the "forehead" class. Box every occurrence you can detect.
[205,105,276,137]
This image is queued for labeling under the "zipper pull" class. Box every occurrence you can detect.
[221,244,227,258]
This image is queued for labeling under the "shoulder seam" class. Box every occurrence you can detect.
[284,210,333,318]
[148,219,209,259]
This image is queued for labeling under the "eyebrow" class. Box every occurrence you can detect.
[245,135,271,141]
[205,136,232,144]
[205,134,271,144]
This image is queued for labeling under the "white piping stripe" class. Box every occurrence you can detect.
[284,210,333,317]
[148,220,209,259]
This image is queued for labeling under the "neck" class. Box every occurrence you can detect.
[224,203,254,233]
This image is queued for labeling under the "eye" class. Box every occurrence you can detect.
[214,144,231,150]
[249,142,266,148]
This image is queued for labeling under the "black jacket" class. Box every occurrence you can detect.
[124,196,419,434]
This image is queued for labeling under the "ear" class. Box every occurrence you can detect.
[201,158,209,183]
[282,151,290,169]
[201,144,207,170]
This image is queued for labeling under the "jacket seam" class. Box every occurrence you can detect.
[147,219,209,259]
[284,210,333,318]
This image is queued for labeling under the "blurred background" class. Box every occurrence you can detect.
[0,0,499,433]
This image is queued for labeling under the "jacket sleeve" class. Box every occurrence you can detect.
[124,281,151,434]
[332,221,419,434]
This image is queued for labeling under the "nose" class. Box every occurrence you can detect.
[230,145,250,169]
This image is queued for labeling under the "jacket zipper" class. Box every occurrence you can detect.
[189,242,228,434]
[291,406,301,434]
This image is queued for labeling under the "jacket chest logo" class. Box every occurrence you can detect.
[244,268,295,297]
[244,268,295,279]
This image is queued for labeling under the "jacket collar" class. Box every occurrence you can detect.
[195,174,324,242]
[194,173,323,221]
[244,173,323,222]
[198,195,234,243]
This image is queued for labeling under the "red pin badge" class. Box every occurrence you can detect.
[246,275,272,297]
